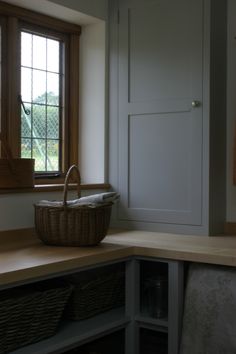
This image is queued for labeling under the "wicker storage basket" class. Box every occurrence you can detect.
[34,165,112,246]
[0,280,73,354]
[66,270,125,320]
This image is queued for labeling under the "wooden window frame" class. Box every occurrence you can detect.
[0,1,81,185]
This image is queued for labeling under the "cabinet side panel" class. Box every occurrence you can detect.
[209,0,227,234]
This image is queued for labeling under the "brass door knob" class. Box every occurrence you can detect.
[191,100,201,108]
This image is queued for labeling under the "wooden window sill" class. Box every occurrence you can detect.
[0,183,111,194]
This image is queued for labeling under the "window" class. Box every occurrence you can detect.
[21,30,62,173]
[0,1,81,184]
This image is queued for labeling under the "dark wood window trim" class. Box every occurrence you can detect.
[0,16,7,140]
[0,1,81,187]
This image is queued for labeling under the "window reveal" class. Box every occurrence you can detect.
[0,1,81,183]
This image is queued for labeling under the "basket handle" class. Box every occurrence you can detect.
[63,165,81,207]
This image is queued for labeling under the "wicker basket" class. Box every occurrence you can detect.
[0,280,73,354]
[66,270,125,320]
[34,165,112,246]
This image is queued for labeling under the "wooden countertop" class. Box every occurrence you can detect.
[107,230,236,266]
[0,229,133,288]
[1,228,236,288]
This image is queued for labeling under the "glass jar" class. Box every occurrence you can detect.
[144,275,168,319]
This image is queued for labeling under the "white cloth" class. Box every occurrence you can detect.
[180,263,236,354]
[36,192,119,208]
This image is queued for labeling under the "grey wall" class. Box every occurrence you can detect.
[48,0,108,20]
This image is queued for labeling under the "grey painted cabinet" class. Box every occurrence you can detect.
[109,0,227,235]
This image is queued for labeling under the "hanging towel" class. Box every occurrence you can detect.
[180,263,236,354]
[37,192,120,208]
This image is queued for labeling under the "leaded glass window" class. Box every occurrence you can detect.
[21,31,62,173]
[0,3,80,185]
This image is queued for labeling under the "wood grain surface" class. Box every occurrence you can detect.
[1,228,236,287]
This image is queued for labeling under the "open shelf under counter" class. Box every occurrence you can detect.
[10,307,129,354]
[135,314,168,330]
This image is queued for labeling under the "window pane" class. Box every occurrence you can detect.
[21,32,32,68]
[47,140,59,171]
[33,104,46,138]
[33,138,46,172]
[47,73,59,105]
[33,70,46,103]
[47,106,59,138]
[21,67,32,102]
[47,39,59,73]
[21,105,31,138]
[21,138,31,158]
[21,30,62,173]
[33,35,46,70]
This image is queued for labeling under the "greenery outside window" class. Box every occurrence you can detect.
[0,1,81,185]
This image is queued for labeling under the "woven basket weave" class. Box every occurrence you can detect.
[0,280,73,354]
[66,271,125,320]
[34,165,112,246]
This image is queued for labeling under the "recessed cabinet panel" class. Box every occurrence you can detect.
[128,0,202,103]
[128,113,201,221]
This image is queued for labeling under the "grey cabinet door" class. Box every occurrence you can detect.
[118,0,203,225]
